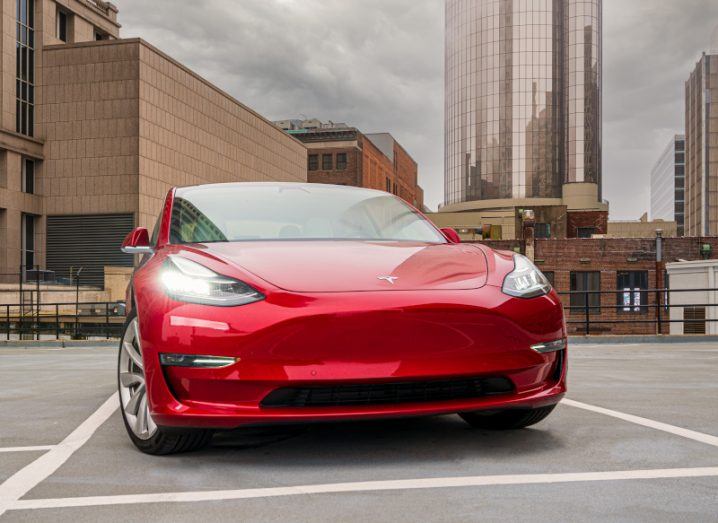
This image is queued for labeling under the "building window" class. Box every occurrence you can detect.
[308,154,318,171]
[385,177,391,192]
[535,223,551,239]
[21,213,36,270]
[577,226,596,238]
[322,154,333,171]
[16,0,35,137]
[22,158,34,194]
[336,153,347,171]
[393,182,398,195]
[570,272,601,313]
[94,28,108,40]
[56,8,68,42]
[543,271,555,287]
[617,271,648,313]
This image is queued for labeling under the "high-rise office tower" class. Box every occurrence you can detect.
[685,53,718,236]
[444,0,604,238]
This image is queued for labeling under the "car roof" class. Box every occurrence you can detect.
[174,182,388,198]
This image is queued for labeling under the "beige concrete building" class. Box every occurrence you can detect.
[606,213,678,239]
[0,0,306,285]
[433,182,609,241]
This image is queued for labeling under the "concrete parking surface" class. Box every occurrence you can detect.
[1,342,717,522]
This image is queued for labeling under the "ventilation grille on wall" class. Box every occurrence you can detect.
[47,214,135,288]
[684,307,706,335]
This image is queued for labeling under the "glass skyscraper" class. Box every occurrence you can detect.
[444,0,602,206]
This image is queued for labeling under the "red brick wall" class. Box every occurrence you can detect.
[474,237,718,335]
[394,143,423,208]
[535,237,718,335]
[359,135,423,208]
[306,147,361,187]
[566,210,608,237]
[360,137,393,193]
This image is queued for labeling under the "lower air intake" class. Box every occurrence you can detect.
[261,376,514,408]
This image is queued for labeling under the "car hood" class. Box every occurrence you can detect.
[203,241,488,293]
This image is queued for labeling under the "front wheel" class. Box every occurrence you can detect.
[118,311,213,455]
[459,405,556,430]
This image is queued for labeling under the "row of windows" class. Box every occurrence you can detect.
[561,271,650,314]
[308,153,348,172]
[16,0,34,137]
[56,6,111,43]
[386,178,399,196]
[16,1,110,136]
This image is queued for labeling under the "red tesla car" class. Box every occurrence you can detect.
[119,183,566,454]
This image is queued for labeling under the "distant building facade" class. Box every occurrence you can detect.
[276,120,424,209]
[442,0,605,238]
[650,135,685,236]
[444,0,602,206]
[685,53,718,236]
[0,1,306,285]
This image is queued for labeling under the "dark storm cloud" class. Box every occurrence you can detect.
[119,0,717,216]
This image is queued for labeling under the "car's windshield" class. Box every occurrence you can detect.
[169,184,446,244]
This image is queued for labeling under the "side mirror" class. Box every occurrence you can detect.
[122,227,153,255]
[441,227,461,244]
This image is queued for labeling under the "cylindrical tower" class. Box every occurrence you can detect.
[564,0,602,192]
[444,0,602,207]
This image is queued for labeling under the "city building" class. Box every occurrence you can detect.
[650,135,685,236]
[606,213,677,239]
[0,1,306,285]
[685,53,718,236]
[476,235,718,336]
[276,119,424,209]
[442,0,605,239]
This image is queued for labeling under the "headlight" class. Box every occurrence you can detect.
[502,254,552,299]
[160,255,264,307]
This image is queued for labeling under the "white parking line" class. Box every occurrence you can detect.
[562,399,718,448]
[0,393,118,518]
[3,394,718,514]
[0,446,54,454]
[9,467,718,511]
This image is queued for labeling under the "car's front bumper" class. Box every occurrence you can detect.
[137,285,567,429]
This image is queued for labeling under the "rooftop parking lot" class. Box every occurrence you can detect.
[1,342,717,522]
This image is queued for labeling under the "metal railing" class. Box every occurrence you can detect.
[557,287,717,335]
[1,302,126,341]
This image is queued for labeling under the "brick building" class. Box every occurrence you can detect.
[0,0,307,285]
[480,235,718,336]
[276,120,424,209]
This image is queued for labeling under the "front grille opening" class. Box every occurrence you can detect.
[260,376,515,408]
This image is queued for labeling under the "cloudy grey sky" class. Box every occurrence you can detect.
[119,0,718,219]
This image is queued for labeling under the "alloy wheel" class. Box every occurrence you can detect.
[118,317,157,440]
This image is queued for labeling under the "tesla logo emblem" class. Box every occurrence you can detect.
[378,276,399,285]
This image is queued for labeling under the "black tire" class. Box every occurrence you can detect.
[459,405,556,430]
[118,310,213,455]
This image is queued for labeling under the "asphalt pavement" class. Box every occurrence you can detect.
[1,342,717,522]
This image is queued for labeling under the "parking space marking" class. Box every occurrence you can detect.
[0,393,118,518]
[563,399,718,447]
[0,446,54,454]
[8,467,718,511]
